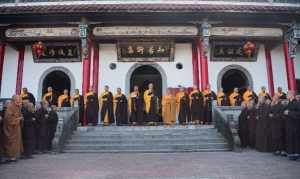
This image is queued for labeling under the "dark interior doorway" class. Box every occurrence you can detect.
[42,70,71,96]
[221,69,249,95]
[130,65,162,98]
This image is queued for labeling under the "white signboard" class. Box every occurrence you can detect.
[93,26,198,36]
[211,27,283,38]
[5,27,80,38]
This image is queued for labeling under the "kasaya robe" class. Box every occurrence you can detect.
[129,92,144,125]
[189,90,204,124]
[269,102,285,152]
[217,92,228,106]
[21,92,36,106]
[71,94,84,125]
[100,91,115,125]
[203,90,216,124]
[162,95,176,125]
[3,102,23,158]
[258,91,272,101]
[85,92,99,126]
[144,91,161,123]
[35,107,49,152]
[21,107,36,157]
[47,109,58,150]
[238,107,249,148]
[229,92,242,106]
[276,92,287,100]
[43,92,57,106]
[58,94,71,107]
[243,90,258,105]
[247,107,257,148]
[114,94,128,126]
[283,99,300,155]
[255,104,271,152]
[176,92,191,125]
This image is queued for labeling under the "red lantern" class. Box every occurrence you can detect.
[32,41,45,58]
[243,41,256,58]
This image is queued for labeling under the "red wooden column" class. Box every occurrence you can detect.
[283,41,297,91]
[15,46,25,95]
[264,47,275,96]
[196,38,209,90]
[92,44,99,93]
[192,43,199,88]
[0,43,6,94]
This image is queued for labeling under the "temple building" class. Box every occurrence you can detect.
[0,0,300,100]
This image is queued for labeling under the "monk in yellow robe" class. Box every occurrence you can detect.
[42,86,57,106]
[144,83,161,124]
[258,86,272,101]
[99,85,115,126]
[217,88,228,106]
[3,95,23,162]
[229,88,243,106]
[189,86,204,124]
[203,84,216,124]
[162,88,176,125]
[276,86,287,100]
[176,86,190,125]
[58,89,71,107]
[243,86,257,105]
[128,86,144,125]
[84,87,99,126]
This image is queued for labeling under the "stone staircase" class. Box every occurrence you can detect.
[63,125,231,153]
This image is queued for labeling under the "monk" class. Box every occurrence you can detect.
[21,102,36,158]
[3,95,23,162]
[85,87,99,126]
[47,105,58,151]
[21,87,36,106]
[42,86,57,106]
[276,87,287,100]
[162,88,176,125]
[229,88,242,106]
[283,91,300,160]
[144,84,161,124]
[176,86,190,125]
[203,84,216,124]
[99,85,115,126]
[238,102,249,148]
[258,86,272,101]
[247,100,257,148]
[216,88,228,106]
[114,88,128,126]
[71,89,84,125]
[243,86,258,105]
[35,101,49,153]
[189,86,204,124]
[58,89,71,107]
[129,86,144,125]
[0,100,9,163]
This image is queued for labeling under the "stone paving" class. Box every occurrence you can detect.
[0,150,300,179]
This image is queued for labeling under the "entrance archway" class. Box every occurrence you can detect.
[42,70,71,96]
[217,65,253,95]
[130,65,163,98]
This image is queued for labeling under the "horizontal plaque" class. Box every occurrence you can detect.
[6,27,79,38]
[117,40,174,62]
[211,41,258,62]
[211,27,283,38]
[32,42,81,63]
[94,26,198,36]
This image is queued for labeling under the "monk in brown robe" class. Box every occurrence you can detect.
[162,88,176,125]
[189,86,204,124]
[238,102,249,148]
[85,87,99,126]
[3,95,23,162]
[176,86,190,125]
[217,88,228,106]
[276,86,287,100]
[58,89,71,107]
[129,86,144,125]
[21,87,36,106]
[114,88,128,126]
[71,89,84,125]
[99,85,115,126]
[243,86,258,105]
[42,86,57,106]
[229,88,242,106]
[203,84,216,124]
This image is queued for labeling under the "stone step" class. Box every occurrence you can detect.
[73,130,220,135]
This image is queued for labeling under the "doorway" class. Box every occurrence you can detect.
[42,70,71,96]
[221,69,250,95]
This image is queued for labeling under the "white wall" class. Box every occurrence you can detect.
[99,43,193,95]
[271,45,288,92]
[0,45,18,98]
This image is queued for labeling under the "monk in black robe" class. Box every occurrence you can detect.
[35,101,49,153]
[129,86,144,125]
[258,86,272,101]
[85,88,99,126]
[99,85,115,126]
[269,95,284,154]
[114,88,128,126]
[47,106,58,151]
[243,86,258,105]
[203,85,216,124]
[229,88,243,106]
[21,88,36,106]
[283,91,300,160]
[255,97,271,152]
[247,100,257,148]
[144,85,161,124]
[42,86,57,106]
[176,86,191,125]
[71,89,84,125]
[238,102,249,148]
[190,86,204,124]
[21,102,36,158]
[58,89,71,107]
[0,100,8,163]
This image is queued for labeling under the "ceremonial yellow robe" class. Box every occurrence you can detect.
[162,95,176,125]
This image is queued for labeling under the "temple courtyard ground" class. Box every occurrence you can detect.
[0,150,300,179]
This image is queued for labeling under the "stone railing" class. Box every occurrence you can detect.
[52,107,79,153]
[212,103,242,151]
